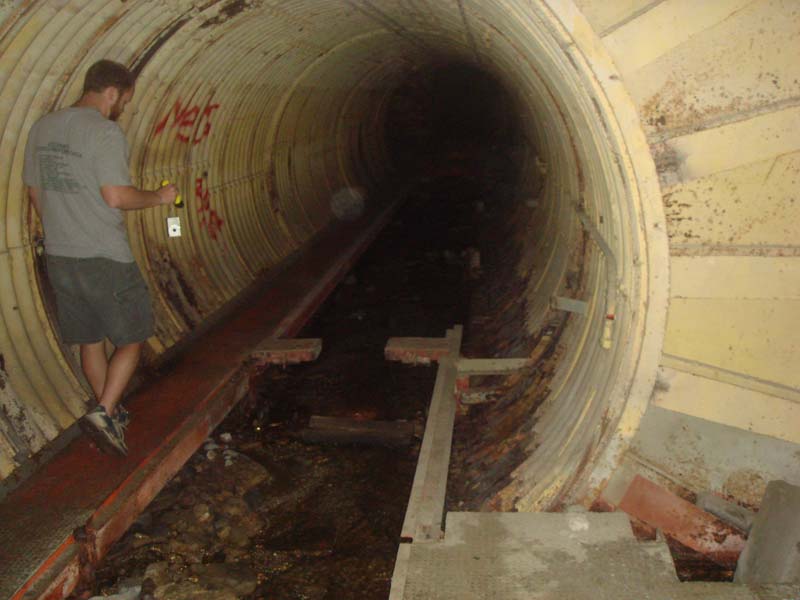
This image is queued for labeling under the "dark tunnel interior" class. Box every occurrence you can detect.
[383,62,526,188]
[88,60,564,599]
[5,3,794,599]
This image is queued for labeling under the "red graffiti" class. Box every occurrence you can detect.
[154,99,220,145]
[195,177,224,241]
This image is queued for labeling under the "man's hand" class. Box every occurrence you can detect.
[156,183,178,206]
[101,184,178,210]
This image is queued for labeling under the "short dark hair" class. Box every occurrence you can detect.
[82,60,135,95]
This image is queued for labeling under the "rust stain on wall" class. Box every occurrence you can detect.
[151,250,204,331]
[200,0,253,28]
[131,16,193,77]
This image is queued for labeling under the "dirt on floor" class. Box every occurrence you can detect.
[84,144,734,599]
[89,160,486,599]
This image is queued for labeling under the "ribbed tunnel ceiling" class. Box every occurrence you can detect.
[2,0,798,514]
[2,1,658,505]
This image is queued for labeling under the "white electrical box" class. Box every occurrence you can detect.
[167,217,181,237]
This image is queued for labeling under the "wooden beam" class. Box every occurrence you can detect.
[385,336,451,365]
[400,325,463,543]
[456,358,529,375]
[251,338,322,365]
[301,416,418,447]
[445,325,463,355]
[619,475,746,568]
[460,388,501,405]
[401,357,458,542]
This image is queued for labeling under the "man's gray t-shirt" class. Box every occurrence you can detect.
[23,106,134,262]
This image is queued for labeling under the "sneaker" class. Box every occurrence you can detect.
[114,405,131,430]
[80,406,128,456]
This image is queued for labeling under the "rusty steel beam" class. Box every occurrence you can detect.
[618,475,747,568]
[5,199,399,600]
[385,336,453,365]
[251,338,323,366]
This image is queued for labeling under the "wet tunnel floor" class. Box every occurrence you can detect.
[91,168,483,599]
[85,163,734,599]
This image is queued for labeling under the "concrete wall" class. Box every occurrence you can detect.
[577,0,800,508]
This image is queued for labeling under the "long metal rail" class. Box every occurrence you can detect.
[1,200,399,600]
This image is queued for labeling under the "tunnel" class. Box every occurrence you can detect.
[0,0,799,596]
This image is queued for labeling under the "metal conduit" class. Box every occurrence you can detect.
[0,0,670,509]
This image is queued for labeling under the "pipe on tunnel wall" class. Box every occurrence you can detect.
[1,0,798,512]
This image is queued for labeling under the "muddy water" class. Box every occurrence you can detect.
[92,164,485,599]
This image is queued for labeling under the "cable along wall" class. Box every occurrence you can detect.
[0,0,667,512]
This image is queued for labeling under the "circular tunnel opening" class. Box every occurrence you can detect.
[3,1,668,512]
[386,54,592,510]
[353,39,666,509]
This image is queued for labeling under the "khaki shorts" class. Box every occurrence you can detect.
[46,255,154,346]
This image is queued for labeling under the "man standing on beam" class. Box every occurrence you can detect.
[23,59,178,455]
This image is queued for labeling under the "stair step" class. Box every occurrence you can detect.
[396,513,800,599]
[443,511,636,546]
[402,538,676,599]
[402,537,799,599]
[398,511,683,599]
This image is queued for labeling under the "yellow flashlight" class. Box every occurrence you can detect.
[160,179,183,207]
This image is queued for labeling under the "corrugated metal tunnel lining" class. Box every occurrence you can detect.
[0,0,669,507]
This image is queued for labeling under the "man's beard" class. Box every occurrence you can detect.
[109,98,125,121]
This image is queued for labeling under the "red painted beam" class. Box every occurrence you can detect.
[4,199,399,600]
[251,338,323,366]
[384,336,452,365]
[618,475,747,568]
